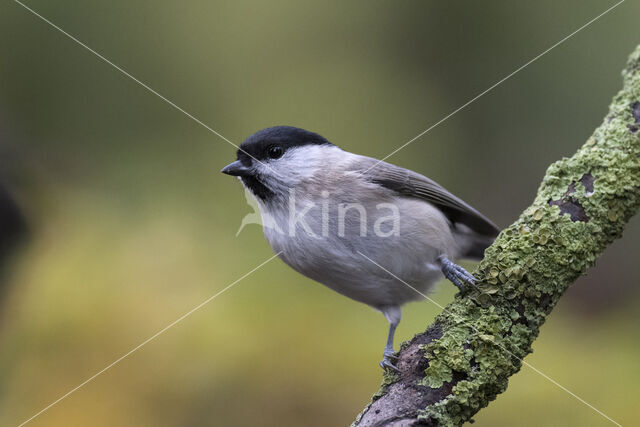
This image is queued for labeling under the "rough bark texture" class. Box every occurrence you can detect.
[353,44,640,427]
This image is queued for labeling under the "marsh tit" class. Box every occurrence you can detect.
[222,126,499,370]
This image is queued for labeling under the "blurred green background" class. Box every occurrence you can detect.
[0,1,638,426]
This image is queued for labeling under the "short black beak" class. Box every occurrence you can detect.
[221,160,252,177]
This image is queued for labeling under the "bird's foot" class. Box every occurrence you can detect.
[438,255,476,291]
[379,348,399,372]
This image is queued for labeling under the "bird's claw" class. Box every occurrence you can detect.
[380,349,399,372]
[439,256,476,291]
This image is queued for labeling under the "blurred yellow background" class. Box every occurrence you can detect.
[0,1,638,426]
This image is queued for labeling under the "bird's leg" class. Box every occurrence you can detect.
[380,307,401,372]
[380,322,399,371]
[438,255,476,291]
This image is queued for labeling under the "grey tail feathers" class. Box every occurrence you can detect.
[452,220,499,261]
[462,235,496,261]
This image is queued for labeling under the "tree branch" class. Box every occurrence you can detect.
[353,43,640,427]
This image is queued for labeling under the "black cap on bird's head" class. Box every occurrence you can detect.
[221,126,332,176]
[221,126,333,199]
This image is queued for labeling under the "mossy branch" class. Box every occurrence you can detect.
[353,43,640,427]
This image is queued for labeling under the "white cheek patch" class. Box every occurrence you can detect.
[277,146,324,177]
[262,145,343,187]
[248,145,345,197]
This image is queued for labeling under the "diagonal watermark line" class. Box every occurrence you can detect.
[17,251,282,427]
[12,0,281,176]
[357,251,622,427]
[360,0,626,176]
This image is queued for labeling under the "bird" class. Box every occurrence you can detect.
[221,126,500,370]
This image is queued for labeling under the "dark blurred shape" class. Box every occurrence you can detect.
[0,183,26,256]
[0,182,26,302]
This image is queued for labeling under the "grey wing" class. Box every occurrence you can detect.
[352,156,500,237]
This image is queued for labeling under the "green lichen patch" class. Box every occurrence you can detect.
[415,45,640,425]
[355,44,640,427]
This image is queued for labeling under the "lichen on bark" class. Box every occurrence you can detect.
[353,44,640,427]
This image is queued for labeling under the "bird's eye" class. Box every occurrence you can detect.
[267,145,284,159]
